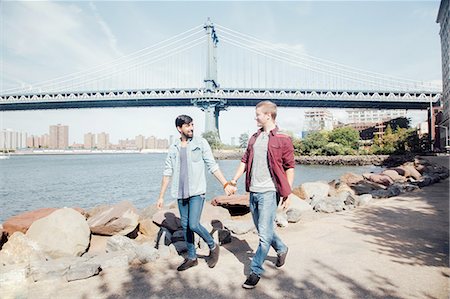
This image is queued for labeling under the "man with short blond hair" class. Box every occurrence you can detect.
[231,100,295,289]
[255,100,277,119]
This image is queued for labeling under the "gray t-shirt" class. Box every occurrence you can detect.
[250,132,276,193]
[178,147,190,199]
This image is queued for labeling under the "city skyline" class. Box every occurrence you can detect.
[24,125,171,149]
[1,1,442,144]
[2,124,172,150]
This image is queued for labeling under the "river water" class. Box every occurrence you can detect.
[0,154,382,222]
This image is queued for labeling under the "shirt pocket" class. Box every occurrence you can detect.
[191,146,202,162]
[269,144,283,162]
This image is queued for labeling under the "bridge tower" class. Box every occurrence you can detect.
[191,18,227,137]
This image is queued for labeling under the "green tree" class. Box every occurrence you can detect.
[302,131,329,155]
[239,133,249,148]
[322,142,346,156]
[370,125,419,154]
[202,131,222,150]
[292,137,304,156]
[406,131,429,153]
[329,127,360,149]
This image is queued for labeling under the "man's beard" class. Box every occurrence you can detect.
[182,131,193,139]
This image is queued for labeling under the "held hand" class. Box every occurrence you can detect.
[280,196,290,210]
[156,198,164,209]
[231,185,237,195]
[224,184,236,196]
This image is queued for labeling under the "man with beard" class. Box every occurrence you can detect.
[156,114,236,271]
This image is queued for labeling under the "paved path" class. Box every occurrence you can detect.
[3,157,449,299]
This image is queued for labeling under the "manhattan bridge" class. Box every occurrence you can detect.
[0,19,442,134]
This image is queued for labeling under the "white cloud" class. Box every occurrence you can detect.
[88,1,123,57]
[2,1,120,91]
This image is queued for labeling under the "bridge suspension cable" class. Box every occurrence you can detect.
[3,24,206,94]
[216,23,441,92]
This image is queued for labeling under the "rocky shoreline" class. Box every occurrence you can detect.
[214,150,434,167]
[0,155,448,290]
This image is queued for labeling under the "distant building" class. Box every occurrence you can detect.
[156,138,169,149]
[83,133,96,149]
[304,109,334,132]
[136,135,145,150]
[71,143,84,149]
[437,0,449,149]
[49,124,68,149]
[146,136,157,149]
[33,135,40,148]
[26,136,34,148]
[360,117,409,140]
[119,138,136,150]
[40,134,49,148]
[27,133,49,148]
[346,109,406,124]
[0,129,27,150]
[416,122,429,138]
[97,132,110,150]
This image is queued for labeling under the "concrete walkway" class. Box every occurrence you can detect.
[3,157,449,299]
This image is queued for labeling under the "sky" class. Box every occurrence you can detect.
[0,0,444,144]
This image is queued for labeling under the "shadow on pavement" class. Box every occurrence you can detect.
[350,179,449,268]
[88,259,408,299]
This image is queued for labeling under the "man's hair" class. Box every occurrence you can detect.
[256,100,277,120]
[175,115,193,128]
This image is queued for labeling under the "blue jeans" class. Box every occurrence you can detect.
[178,194,215,260]
[249,191,288,276]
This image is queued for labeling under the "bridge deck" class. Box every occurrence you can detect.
[0,88,441,111]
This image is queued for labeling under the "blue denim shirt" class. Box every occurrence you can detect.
[163,136,219,199]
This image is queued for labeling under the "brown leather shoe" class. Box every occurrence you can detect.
[207,244,220,268]
[177,258,198,271]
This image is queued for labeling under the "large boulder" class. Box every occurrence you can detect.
[382,169,407,182]
[292,186,307,200]
[335,182,356,195]
[201,202,232,224]
[351,180,386,195]
[223,219,255,235]
[370,185,402,198]
[87,201,139,236]
[0,232,47,265]
[362,173,394,187]
[140,205,159,220]
[287,194,313,211]
[2,207,85,236]
[86,235,109,254]
[0,263,29,285]
[340,173,364,186]
[152,208,182,232]
[211,194,250,216]
[138,205,161,240]
[393,165,422,180]
[106,235,159,264]
[26,208,90,259]
[284,193,313,222]
[139,219,160,239]
[355,194,372,206]
[296,181,331,201]
[312,200,336,213]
